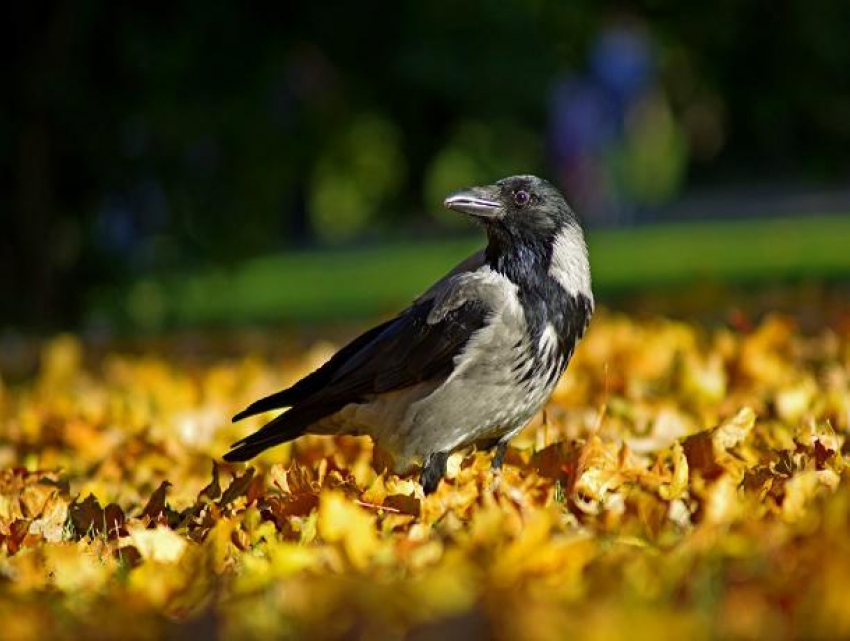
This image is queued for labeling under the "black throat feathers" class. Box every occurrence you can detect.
[485,226,593,365]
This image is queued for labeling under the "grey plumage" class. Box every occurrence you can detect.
[225,175,593,493]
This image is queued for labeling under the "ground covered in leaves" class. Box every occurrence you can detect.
[3,309,850,640]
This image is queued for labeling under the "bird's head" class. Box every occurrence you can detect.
[444,175,575,245]
[444,175,591,297]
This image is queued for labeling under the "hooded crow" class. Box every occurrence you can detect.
[225,175,593,493]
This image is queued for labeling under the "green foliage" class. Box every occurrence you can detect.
[100,214,850,330]
[309,115,407,242]
[425,121,542,227]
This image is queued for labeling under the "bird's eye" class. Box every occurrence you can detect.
[514,190,530,207]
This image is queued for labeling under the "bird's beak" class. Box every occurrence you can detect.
[443,185,502,219]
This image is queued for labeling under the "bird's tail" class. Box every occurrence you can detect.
[223,404,334,462]
[232,388,300,423]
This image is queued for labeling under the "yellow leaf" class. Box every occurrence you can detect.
[782,470,839,522]
[125,525,187,563]
[702,475,743,524]
[236,540,320,594]
[28,495,69,543]
[44,542,111,593]
[659,442,690,501]
[317,490,380,569]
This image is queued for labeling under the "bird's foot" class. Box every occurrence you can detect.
[491,442,508,470]
[420,451,449,495]
[487,442,511,495]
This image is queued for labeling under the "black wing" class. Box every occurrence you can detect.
[231,317,396,422]
[224,297,488,461]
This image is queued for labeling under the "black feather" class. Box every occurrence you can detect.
[225,297,488,461]
[224,404,336,462]
[231,317,396,423]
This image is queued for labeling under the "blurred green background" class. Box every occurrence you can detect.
[4,1,850,333]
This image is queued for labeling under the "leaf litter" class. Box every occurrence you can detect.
[1,309,850,639]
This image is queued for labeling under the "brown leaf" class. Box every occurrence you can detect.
[382,494,421,517]
[115,545,143,570]
[530,442,578,482]
[246,473,266,506]
[6,519,31,554]
[683,407,756,478]
[219,468,255,508]
[140,481,172,521]
[103,503,126,539]
[198,461,222,502]
[69,494,104,538]
[261,493,319,529]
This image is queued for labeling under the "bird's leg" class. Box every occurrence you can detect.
[486,441,511,494]
[420,451,449,495]
[491,441,508,470]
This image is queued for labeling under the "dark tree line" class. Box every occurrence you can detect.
[3,0,849,328]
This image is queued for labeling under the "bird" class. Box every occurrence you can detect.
[224,175,594,494]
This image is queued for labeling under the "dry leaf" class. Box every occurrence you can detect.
[126,525,188,563]
[318,490,380,569]
[1,310,849,639]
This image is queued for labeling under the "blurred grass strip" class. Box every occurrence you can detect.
[591,214,850,287]
[114,214,850,328]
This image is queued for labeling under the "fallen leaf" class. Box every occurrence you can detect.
[126,525,188,563]
[318,490,380,569]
